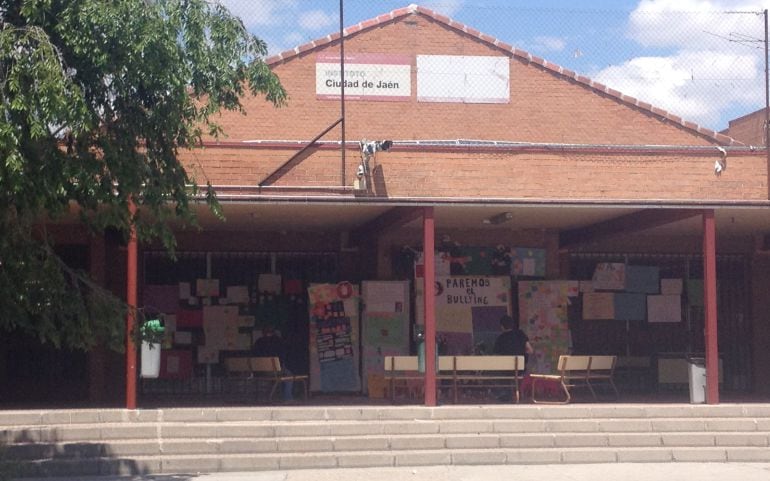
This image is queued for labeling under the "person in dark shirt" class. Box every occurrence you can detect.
[493,314,534,363]
[252,326,294,400]
[492,314,534,402]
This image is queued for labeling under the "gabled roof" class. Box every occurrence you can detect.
[265,3,739,146]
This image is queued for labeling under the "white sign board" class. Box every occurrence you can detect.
[417,55,510,104]
[316,53,411,101]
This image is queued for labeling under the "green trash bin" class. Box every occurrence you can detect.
[140,319,165,378]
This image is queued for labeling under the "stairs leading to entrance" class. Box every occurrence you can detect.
[2,404,770,477]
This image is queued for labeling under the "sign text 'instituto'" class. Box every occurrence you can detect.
[316,53,411,101]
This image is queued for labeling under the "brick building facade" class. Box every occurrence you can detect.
[4,4,770,407]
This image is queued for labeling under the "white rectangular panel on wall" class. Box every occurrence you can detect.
[417,55,510,103]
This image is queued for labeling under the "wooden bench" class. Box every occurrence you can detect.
[384,355,525,403]
[448,355,526,403]
[383,356,453,402]
[225,356,308,401]
[530,354,619,404]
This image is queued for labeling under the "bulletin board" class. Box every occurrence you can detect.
[518,281,578,374]
[415,276,511,354]
[361,281,410,394]
[308,282,361,392]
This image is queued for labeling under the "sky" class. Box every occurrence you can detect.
[218,0,770,132]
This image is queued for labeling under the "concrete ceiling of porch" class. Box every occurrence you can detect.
[190,202,770,238]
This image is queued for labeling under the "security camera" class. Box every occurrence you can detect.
[356,164,365,178]
[359,139,394,156]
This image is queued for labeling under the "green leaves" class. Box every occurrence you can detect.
[0,0,285,350]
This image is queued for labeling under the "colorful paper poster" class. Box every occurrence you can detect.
[415,276,511,354]
[365,281,407,313]
[647,295,682,323]
[511,248,547,278]
[592,263,626,290]
[661,278,684,295]
[361,281,410,394]
[202,305,238,350]
[582,292,616,320]
[308,283,361,392]
[518,281,573,374]
[625,265,660,294]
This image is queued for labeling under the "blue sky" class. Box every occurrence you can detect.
[220,0,770,132]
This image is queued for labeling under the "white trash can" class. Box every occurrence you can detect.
[141,341,161,378]
[687,356,706,404]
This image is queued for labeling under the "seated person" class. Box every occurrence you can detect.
[252,326,294,401]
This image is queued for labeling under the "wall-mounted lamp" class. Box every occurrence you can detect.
[483,211,513,225]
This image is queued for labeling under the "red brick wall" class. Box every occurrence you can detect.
[725,109,766,146]
[185,146,768,202]
[208,14,718,146]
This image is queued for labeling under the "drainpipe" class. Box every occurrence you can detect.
[703,210,719,404]
[125,199,138,409]
[423,207,437,406]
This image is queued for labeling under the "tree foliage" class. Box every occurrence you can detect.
[0,0,286,350]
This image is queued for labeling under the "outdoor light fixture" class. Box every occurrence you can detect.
[483,212,514,225]
[355,139,394,190]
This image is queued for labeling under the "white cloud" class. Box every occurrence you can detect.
[628,0,768,49]
[532,36,567,52]
[299,10,338,31]
[423,0,465,17]
[591,0,770,128]
[594,50,758,126]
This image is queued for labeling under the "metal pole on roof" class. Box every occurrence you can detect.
[340,0,346,187]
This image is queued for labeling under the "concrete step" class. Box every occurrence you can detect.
[15,446,770,477]
[6,428,769,460]
[4,416,769,445]
[4,405,770,427]
[3,404,770,477]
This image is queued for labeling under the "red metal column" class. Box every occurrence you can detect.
[125,200,138,409]
[423,207,437,406]
[703,210,719,404]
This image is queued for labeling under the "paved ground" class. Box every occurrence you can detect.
[17,463,770,481]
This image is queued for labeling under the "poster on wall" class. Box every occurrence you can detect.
[415,276,511,354]
[415,246,546,278]
[511,248,547,278]
[361,281,410,395]
[308,282,361,392]
[519,281,577,374]
[592,263,626,290]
